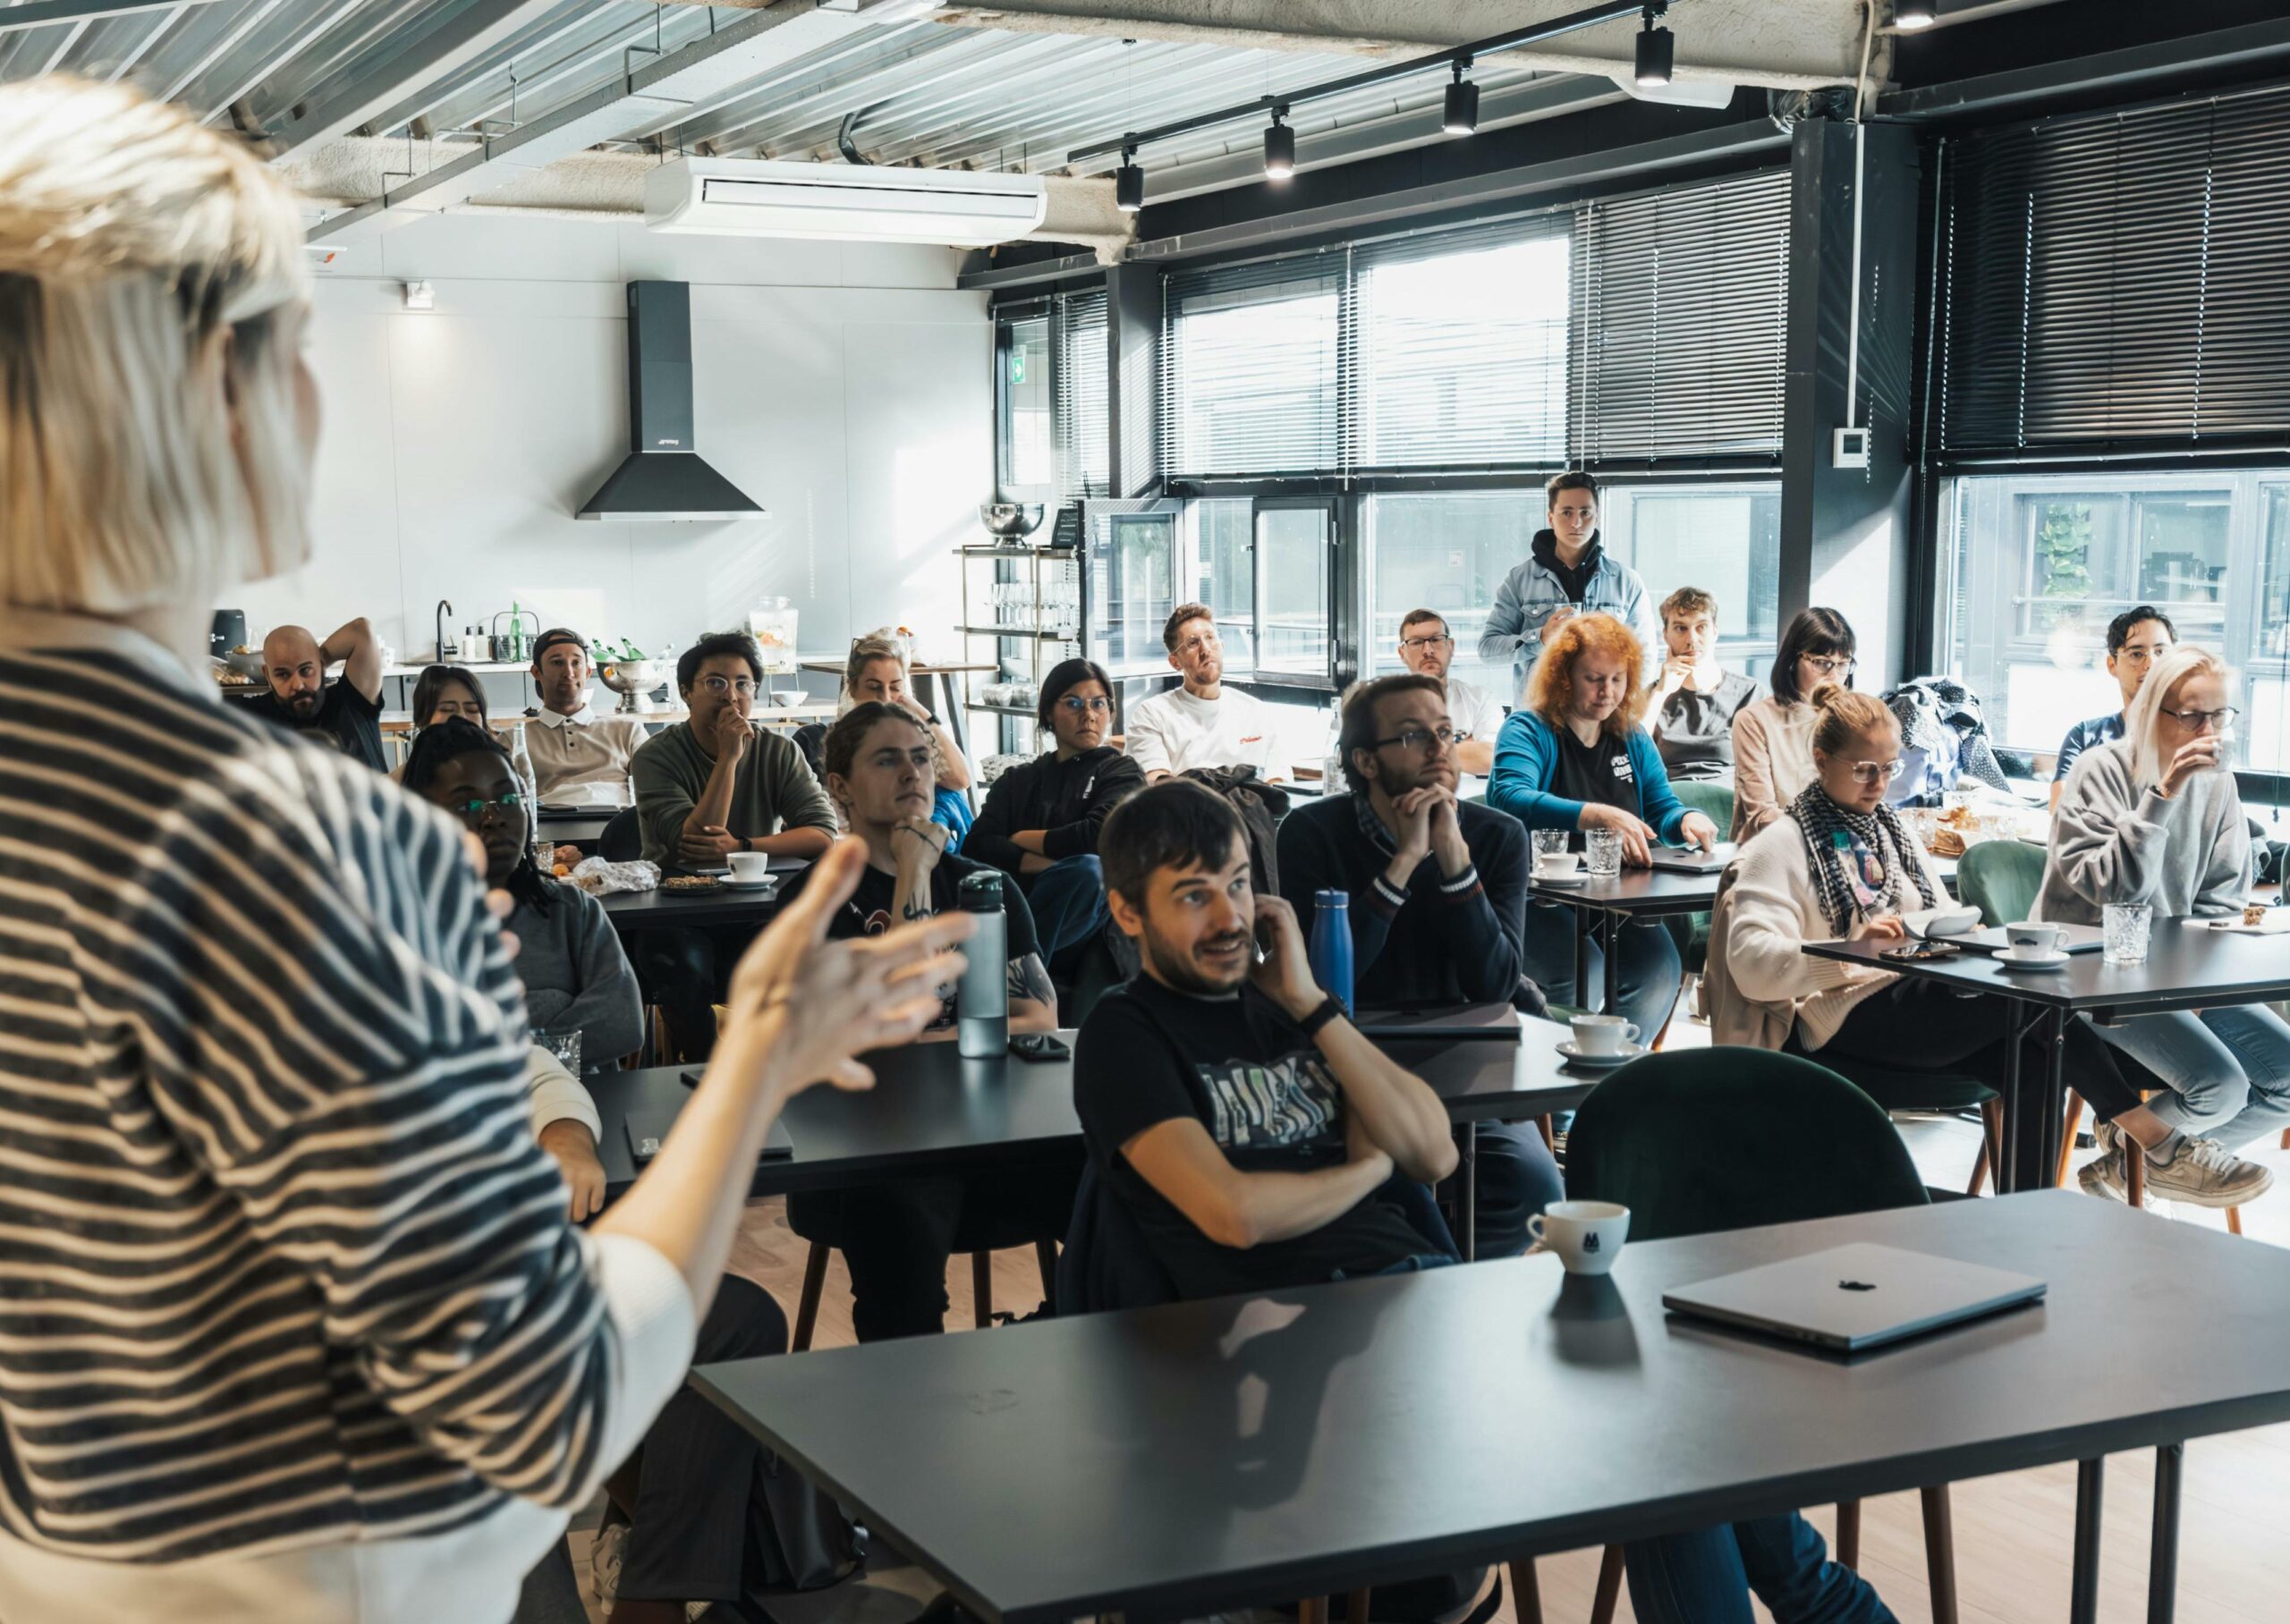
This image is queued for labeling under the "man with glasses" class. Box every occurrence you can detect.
[1278,673,1560,1257]
[630,632,838,1057]
[1126,603,1280,782]
[964,657,1146,970]
[1395,608,1503,779]
[522,627,651,805]
[2050,605,2176,811]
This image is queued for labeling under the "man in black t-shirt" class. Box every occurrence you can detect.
[1076,782,1460,1300]
[243,618,386,773]
[776,704,1069,1341]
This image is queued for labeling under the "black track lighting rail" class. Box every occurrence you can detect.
[1069,0,1673,165]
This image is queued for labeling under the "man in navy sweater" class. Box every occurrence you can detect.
[1277,673,1559,1256]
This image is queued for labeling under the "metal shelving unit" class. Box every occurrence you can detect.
[954,535,1086,764]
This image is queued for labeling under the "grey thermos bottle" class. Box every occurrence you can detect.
[955,868,1008,1059]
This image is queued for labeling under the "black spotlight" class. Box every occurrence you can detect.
[1263,111,1294,181]
[1634,12,1675,87]
[1893,0,1936,27]
[1443,62,1479,136]
[1115,148,1144,214]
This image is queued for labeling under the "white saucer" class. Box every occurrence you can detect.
[1556,1040,1647,1068]
[1995,948,2068,970]
[720,876,778,892]
[1534,870,1590,888]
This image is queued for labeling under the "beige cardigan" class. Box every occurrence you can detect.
[1729,696,1820,842]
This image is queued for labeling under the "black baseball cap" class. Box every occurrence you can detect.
[530,628,588,664]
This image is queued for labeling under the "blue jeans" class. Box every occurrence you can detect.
[1025,853,1113,968]
[1521,901,1683,1039]
[1627,1512,1897,1624]
[2090,1004,2290,1152]
[1438,1120,1565,1259]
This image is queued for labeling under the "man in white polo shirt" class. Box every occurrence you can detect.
[1125,603,1277,782]
[524,627,651,803]
[1395,607,1504,778]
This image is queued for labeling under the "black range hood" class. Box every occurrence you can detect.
[578,280,763,522]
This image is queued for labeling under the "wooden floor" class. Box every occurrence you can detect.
[565,1062,2290,1624]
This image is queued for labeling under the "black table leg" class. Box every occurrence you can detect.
[2148,1442,2183,1624]
[2000,1002,2024,1196]
[1457,1121,1478,1263]
[2043,1006,2070,1192]
[1572,909,1590,1011]
[2070,1456,2102,1624]
[1602,913,1622,1021]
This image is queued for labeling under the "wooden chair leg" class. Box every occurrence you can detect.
[1836,1499,1862,1570]
[1920,1484,1960,1624]
[2126,1145,2147,1208]
[1343,1589,1370,1624]
[971,1251,993,1329]
[1535,1114,1556,1153]
[2280,1127,2288,1151]
[2054,1095,2087,1188]
[1590,1544,1624,1624]
[1968,1097,2005,1196]
[792,1241,828,1352]
[1036,1239,1059,1299]
[1506,1561,1544,1624]
[2227,1205,2243,1237]
[1296,1598,1327,1624]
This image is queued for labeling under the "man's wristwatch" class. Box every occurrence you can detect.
[1297,994,1347,1038]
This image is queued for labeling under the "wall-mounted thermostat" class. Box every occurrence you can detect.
[1832,426,1870,469]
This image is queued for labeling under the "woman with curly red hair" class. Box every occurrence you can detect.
[1489,612,1718,1040]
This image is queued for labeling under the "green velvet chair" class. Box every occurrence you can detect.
[1956,838,2046,928]
[1667,782,1734,975]
[1563,1048,1961,1624]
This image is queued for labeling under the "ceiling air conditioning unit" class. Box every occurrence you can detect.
[643,158,1048,248]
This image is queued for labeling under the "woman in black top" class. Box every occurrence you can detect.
[963,657,1145,971]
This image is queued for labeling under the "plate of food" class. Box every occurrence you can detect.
[660,875,723,894]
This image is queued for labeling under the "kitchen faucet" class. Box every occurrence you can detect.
[435,599,455,662]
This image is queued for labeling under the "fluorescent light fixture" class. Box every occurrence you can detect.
[402,280,435,310]
[1263,114,1294,182]
[1893,0,1936,27]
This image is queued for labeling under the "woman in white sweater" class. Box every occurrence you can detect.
[1717,687,2251,1201]
[2040,645,2284,1205]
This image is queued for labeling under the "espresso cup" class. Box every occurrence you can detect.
[1536,851,1583,877]
[2006,921,2065,955]
[727,850,772,884]
[1529,1199,1632,1276]
[1570,1012,1640,1055]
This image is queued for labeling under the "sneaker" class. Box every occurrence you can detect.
[2077,1148,2129,1202]
[2142,1136,2274,1209]
[2093,1117,2122,1157]
[589,1515,627,1608]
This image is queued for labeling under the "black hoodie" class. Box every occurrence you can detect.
[963,744,1145,884]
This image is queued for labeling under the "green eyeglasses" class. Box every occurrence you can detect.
[451,790,527,823]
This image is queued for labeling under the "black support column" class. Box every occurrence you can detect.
[1105,263,1159,498]
[1778,118,1923,689]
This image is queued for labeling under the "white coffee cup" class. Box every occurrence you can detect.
[727,850,772,884]
[1536,851,1583,877]
[2006,921,2065,955]
[1530,1199,1632,1276]
[1569,1012,1641,1055]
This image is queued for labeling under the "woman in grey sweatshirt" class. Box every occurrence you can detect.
[2041,646,2284,1206]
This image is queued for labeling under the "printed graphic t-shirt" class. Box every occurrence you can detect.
[1073,977,1428,1298]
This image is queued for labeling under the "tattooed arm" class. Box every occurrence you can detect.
[1007,951,1057,1034]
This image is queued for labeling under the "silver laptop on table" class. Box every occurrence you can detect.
[1662,1242,2046,1352]
[1646,842,1737,875]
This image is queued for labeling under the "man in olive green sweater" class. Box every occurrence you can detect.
[629,632,836,1054]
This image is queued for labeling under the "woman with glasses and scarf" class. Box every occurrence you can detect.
[963,656,1145,971]
[2038,645,2282,1207]
[1718,686,2245,1199]
[1731,607,1859,841]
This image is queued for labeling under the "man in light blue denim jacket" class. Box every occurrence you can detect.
[1477,471,1663,698]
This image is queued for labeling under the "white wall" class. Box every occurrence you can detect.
[233,214,990,702]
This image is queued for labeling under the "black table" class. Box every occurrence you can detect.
[596,858,809,932]
[694,1191,2290,1624]
[589,1019,1597,1214]
[1528,866,1723,1011]
[1803,926,2290,1193]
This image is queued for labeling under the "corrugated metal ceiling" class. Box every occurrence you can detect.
[0,1,1565,179]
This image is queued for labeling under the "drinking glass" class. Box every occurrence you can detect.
[2102,902,2152,966]
[1531,829,1571,869]
[1584,828,1624,877]
[532,1028,583,1076]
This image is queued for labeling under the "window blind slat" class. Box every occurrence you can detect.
[1055,289,1109,500]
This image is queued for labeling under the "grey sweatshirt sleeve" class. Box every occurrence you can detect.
[2046,748,2176,915]
[2194,803,2255,918]
[543,889,646,1064]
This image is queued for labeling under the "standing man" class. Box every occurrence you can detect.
[246,617,386,772]
[522,628,651,803]
[1477,471,1661,698]
[1125,603,1279,782]
[1278,673,1561,1258]
[1646,586,1759,782]
[1392,608,1505,779]
[2050,605,2176,809]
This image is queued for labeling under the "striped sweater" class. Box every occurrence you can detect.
[0,630,689,1577]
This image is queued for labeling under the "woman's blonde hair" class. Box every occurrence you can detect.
[1806,682,1896,758]
[0,76,311,617]
[1524,612,1649,739]
[840,630,908,711]
[2125,645,2230,790]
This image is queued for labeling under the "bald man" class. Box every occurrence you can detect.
[246,617,387,772]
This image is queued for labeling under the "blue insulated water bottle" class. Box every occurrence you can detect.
[1308,889,1353,1014]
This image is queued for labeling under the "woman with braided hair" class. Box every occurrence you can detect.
[1718,686,2247,1199]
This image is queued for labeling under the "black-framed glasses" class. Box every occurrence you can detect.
[1845,758,1907,785]
[1056,696,1113,715]
[698,674,759,697]
[450,790,527,823]
[2161,706,2238,732]
[1802,655,1854,677]
[1398,634,1455,652]
[1372,724,1460,753]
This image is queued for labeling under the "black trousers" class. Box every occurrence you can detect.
[1793,979,2140,1188]
[787,1163,1081,1343]
[630,924,758,1061]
